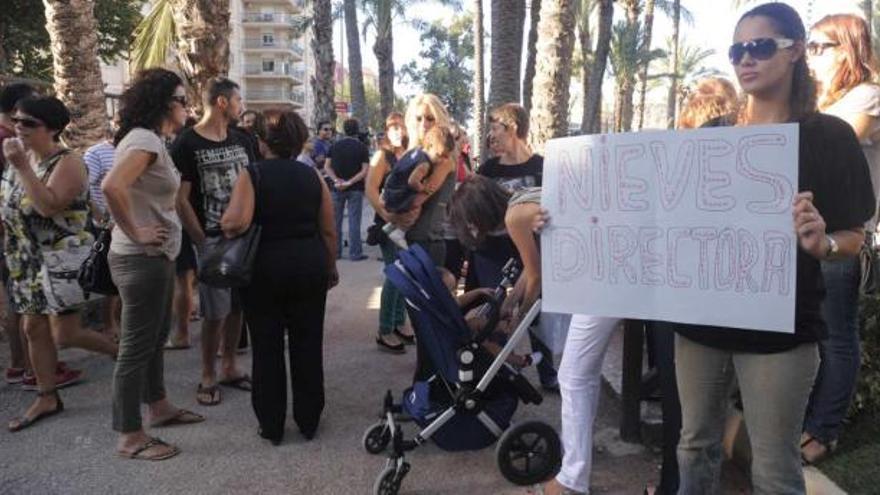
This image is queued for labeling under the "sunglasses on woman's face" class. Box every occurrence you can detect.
[170,95,187,107]
[728,37,795,65]
[806,41,839,57]
[416,114,436,123]
[12,117,44,129]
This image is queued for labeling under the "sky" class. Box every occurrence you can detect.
[337,0,869,117]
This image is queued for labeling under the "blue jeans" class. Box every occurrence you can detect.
[804,257,861,444]
[332,190,364,259]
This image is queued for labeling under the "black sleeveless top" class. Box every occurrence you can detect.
[252,159,322,242]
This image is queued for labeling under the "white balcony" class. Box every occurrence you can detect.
[242,38,305,59]
[242,11,307,27]
[243,64,305,83]
[245,89,305,107]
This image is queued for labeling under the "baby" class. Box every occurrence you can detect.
[438,268,541,369]
[381,126,456,248]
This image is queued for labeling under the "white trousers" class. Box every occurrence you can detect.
[555,314,621,493]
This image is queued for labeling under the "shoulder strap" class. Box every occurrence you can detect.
[38,149,72,183]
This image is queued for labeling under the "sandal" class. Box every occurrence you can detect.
[219,375,252,392]
[801,434,835,465]
[8,389,64,432]
[118,437,180,461]
[196,384,221,406]
[393,327,416,345]
[376,335,405,354]
[149,408,205,428]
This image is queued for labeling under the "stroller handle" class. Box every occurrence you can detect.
[475,299,542,393]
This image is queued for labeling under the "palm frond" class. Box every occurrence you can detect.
[129,0,176,74]
[654,0,694,25]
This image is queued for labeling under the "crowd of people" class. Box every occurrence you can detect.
[1,2,879,493]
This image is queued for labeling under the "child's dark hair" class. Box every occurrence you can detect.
[738,2,817,121]
[422,125,455,158]
[448,175,512,249]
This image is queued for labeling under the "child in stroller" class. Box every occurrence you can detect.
[362,245,561,495]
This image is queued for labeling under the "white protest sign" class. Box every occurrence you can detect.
[540,124,799,333]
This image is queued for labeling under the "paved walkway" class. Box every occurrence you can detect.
[0,244,678,495]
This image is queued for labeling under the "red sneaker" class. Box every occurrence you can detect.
[5,367,25,384]
[21,367,84,391]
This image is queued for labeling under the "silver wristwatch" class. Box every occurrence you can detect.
[825,234,839,258]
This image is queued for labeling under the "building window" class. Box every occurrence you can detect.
[262,33,274,46]
[262,60,275,73]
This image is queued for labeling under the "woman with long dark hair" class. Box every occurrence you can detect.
[801,12,880,464]
[673,4,874,492]
[365,111,413,353]
[103,68,203,460]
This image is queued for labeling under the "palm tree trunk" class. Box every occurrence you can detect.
[618,0,639,132]
[578,0,593,133]
[666,0,680,129]
[42,0,106,150]
[528,0,578,152]
[312,0,336,128]
[522,0,541,114]
[489,0,526,110]
[373,0,394,118]
[344,0,367,122]
[583,0,612,134]
[473,0,487,161]
[175,0,231,115]
[636,0,655,130]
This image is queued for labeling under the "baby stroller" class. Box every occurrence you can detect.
[361,245,562,495]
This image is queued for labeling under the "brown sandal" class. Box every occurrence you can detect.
[118,437,180,461]
[8,389,64,432]
[196,384,221,406]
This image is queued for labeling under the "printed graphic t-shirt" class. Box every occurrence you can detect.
[171,127,254,233]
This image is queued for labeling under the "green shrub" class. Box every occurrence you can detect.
[854,294,880,415]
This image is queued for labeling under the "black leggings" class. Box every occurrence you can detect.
[243,268,328,438]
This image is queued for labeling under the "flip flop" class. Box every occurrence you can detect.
[8,390,64,432]
[219,375,252,392]
[149,408,205,428]
[196,384,221,406]
[118,437,180,461]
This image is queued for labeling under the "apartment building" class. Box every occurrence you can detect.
[102,0,315,125]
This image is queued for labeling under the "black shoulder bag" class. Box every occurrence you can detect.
[198,164,262,288]
[78,226,118,296]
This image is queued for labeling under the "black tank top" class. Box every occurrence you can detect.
[252,159,322,242]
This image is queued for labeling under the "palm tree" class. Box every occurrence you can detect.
[129,0,238,114]
[42,0,106,150]
[635,0,655,130]
[522,0,541,114]
[473,0,487,161]
[609,20,665,132]
[583,0,612,134]
[344,0,367,122]
[665,0,680,128]
[489,0,526,109]
[313,0,337,128]
[528,0,578,152]
[576,0,595,133]
[366,0,395,117]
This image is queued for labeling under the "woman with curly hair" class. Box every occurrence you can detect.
[102,68,203,461]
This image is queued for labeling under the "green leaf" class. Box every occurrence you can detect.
[128,0,177,74]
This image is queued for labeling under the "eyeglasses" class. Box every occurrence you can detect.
[416,114,436,123]
[806,41,839,56]
[12,117,44,129]
[728,37,795,65]
[170,95,187,107]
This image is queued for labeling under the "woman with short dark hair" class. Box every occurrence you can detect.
[221,110,338,444]
[3,96,118,433]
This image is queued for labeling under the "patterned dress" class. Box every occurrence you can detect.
[0,150,94,314]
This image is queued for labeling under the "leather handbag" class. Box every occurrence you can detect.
[198,165,262,288]
[860,236,880,295]
[78,227,118,296]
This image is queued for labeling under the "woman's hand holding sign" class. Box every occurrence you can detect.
[792,192,828,259]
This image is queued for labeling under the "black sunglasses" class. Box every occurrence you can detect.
[170,95,187,106]
[12,117,44,129]
[729,37,795,65]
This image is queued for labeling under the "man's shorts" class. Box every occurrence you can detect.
[197,236,242,321]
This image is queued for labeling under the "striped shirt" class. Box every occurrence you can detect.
[83,140,116,216]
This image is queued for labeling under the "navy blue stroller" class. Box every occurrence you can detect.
[361,245,561,495]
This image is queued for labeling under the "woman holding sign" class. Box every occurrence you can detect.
[801,13,880,465]
[673,4,875,493]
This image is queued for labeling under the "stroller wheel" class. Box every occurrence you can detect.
[496,420,562,486]
[363,422,392,454]
[373,461,410,495]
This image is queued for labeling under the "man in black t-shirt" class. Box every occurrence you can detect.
[326,118,370,261]
[172,78,255,406]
